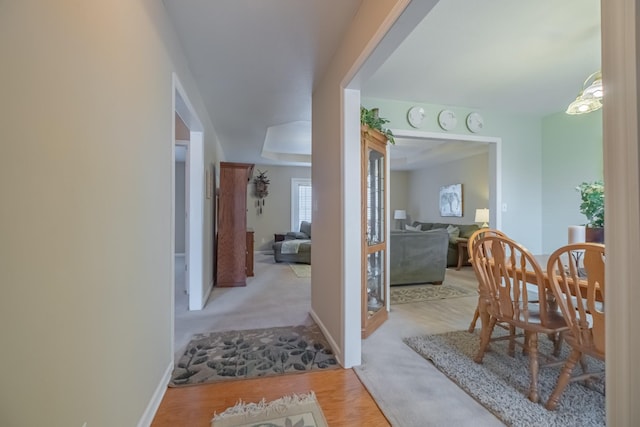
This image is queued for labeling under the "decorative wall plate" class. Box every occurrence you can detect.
[407,106,425,128]
[437,110,457,131]
[466,112,484,133]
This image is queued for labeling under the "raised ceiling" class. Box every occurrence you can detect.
[163,0,601,169]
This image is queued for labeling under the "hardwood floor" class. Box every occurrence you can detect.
[151,368,390,426]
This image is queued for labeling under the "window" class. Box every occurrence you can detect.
[291,178,312,231]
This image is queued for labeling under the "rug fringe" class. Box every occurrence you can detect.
[212,391,317,421]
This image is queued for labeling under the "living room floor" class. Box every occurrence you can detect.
[170,252,504,426]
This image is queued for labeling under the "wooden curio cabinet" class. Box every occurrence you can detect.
[361,125,389,338]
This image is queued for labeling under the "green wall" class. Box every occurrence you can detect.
[541,110,603,252]
[363,97,544,252]
[362,97,603,254]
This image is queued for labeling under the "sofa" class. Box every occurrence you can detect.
[273,221,311,264]
[390,228,449,285]
[411,221,480,267]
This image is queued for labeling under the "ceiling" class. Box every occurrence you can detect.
[163,0,601,170]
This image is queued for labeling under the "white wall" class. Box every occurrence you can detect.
[0,1,221,426]
[312,0,417,367]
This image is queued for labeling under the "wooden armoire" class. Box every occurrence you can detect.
[216,162,254,287]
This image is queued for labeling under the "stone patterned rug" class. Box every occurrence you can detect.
[405,329,605,426]
[170,324,338,387]
[390,284,475,304]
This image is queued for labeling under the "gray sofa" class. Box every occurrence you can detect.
[390,229,449,285]
[412,221,480,267]
[273,221,311,264]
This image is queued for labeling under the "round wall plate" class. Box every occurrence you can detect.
[466,112,485,133]
[437,110,457,131]
[407,106,425,128]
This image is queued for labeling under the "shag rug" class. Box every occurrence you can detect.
[289,263,311,278]
[170,324,338,387]
[211,391,328,427]
[404,329,605,427]
[390,283,474,304]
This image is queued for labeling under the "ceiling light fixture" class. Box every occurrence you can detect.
[566,71,603,115]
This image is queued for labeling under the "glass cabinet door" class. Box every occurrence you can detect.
[361,125,388,338]
[366,147,385,246]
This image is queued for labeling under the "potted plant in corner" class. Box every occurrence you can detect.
[576,180,604,243]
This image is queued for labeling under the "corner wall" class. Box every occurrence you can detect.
[0,1,221,425]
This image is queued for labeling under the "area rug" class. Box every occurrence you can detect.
[289,263,311,278]
[404,329,605,427]
[390,283,474,304]
[211,391,328,427]
[170,324,338,387]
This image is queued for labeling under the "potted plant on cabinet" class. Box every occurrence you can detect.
[360,106,395,144]
[576,180,604,243]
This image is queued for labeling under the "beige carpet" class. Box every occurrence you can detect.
[289,263,311,278]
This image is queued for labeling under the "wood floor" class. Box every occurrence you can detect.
[151,368,390,426]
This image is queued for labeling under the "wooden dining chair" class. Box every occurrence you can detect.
[466,228,509,332]
[544,242,605,410]
[472,234,568,403]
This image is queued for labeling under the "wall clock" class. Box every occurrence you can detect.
[466,112,484,133]
[437,110,457,131]
[407,106,425,128]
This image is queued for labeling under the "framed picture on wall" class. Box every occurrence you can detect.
[439,183,463,217]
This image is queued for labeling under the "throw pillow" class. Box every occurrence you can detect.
[405,224,422,231]
[446,225,460,243]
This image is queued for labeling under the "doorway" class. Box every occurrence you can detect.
[172,73,206,322]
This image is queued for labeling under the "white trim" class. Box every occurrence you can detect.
[309,308,343,367]
[172,73,206,312]
[341,88,362,368]
[390,128,502,230]
[187,130,204,310]
[136,362,173,427]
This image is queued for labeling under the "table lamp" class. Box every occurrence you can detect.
[394,209,407,230]
[475,208,489,228]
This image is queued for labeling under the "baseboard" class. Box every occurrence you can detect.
[309,309,343,367]
[137,361,172,427]
[203,279,213,306]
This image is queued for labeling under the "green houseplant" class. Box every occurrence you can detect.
[576,180,604,242]
[360,107,395,144]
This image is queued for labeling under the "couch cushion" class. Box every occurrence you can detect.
[412,221,433,231]
[458,224,480,239]
[405,224,422,231]
[299,221,311,238]
[446,225,460,243]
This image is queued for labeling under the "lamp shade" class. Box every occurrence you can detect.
[394,210,407,220]
[475,208,489,227]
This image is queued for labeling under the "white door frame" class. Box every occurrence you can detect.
[390,128,502,230]
[172,74,205,314]
[174,141,189,296]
